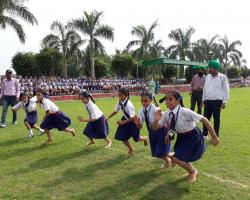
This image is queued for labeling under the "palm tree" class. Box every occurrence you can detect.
[148,39,165,59]
[68,10,114,78]
[41,21,84,78]
[218,36,242,74]
[166,27,195,77]
[192,35,220,62]
[126,20,158,60]
[0,0,38,43]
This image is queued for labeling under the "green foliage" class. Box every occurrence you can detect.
[12,49,63,77]
[161,65,178,81]
[67,66,82,77]
[94,57,109,78]
[68,10,114,78]
[111,53,136,77]
[36,48,62,76]
[166,27,195,77]
[130,65,144,78]
[84,54,111,78]
[227,67,240,79]
[12,52,39,76]
[240,67,249,78]
[185,66,193,83]
[0,0,38,43]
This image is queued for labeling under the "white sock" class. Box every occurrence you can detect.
[39,128,44,133]
[29,129,33,136]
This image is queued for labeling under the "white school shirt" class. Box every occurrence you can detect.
[138,104,160,125]
[12,96,37,113]
[114,98,135,119]
[202,73,230,103]
[159,106,203,133]
[85,101,103,119]
[41,98,59,113]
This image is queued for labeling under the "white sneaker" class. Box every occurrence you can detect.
[0,124,6,128]
[28,134,33,139]
[40,129,45,135]
[13,121,17,125]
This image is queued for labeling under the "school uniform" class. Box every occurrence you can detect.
[114,98,140,142]
[83,101,109,139]
[159,106,205,162]
[40,98,71,131]
[12,96,38,128]
[139,104,171,158]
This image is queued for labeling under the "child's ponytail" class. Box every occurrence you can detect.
[80,91,95,104]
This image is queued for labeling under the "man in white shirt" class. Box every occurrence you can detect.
[202,60,230,138]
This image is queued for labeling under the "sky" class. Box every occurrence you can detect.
[0,0,249,74]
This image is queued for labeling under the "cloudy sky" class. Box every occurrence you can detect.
[0,0,249,74]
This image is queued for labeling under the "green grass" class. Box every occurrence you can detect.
[0,88,250,200]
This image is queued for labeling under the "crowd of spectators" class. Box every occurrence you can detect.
[17,76,147,96]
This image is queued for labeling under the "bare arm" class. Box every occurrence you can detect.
[118,117,134,126]
[134,116,142,129]
[152,110,162,131]
[200,117,219,146]
[78,116,96,123]
[106,111,118,120]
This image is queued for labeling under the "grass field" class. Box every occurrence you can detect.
[0,88,250,200]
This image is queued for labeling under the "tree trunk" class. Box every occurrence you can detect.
[179,65,184,78]
[179,53,185,78]
[64,56,68,78]
[225,55,228,76]
[89,40,95,78]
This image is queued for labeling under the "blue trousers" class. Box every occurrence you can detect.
[1,96,17,124]
[203,100,222,137]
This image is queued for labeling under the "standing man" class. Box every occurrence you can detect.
[0,69,20,128]
[202,60,229,138]
[190,68,206,114]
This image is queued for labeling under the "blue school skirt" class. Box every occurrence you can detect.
[24,111,38,128]
[115,116,140,142]
[40,111,71,131]
[149,127,171,158]
[174,127,205,162]
[83,115,109,139]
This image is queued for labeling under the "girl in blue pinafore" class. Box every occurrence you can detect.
[77,91,112,148]
[135,91,171,169]
[11,92,44,138]
[36,88,75,144]
[106,87,148,155]
[153,90,219,183]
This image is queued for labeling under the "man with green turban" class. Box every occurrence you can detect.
[202,60,230,139]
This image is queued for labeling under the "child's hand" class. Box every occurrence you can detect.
[211,136,219,146]
[133,116,141,129]
[78,116,85,122]
[220,103,226,110]
[165,135,171,144]
[133,116,140,125]
[11,108,15,111]
[154,110,162,122]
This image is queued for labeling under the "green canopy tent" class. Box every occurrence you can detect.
[141,58,208,78]
[142,58,208,67]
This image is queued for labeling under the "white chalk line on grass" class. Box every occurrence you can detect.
[203,172,248,189]
[107,147,248,189]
